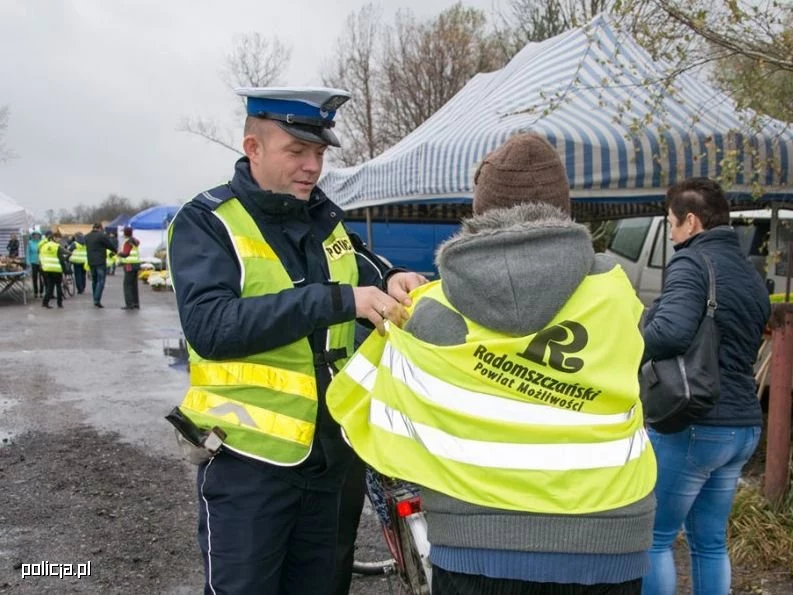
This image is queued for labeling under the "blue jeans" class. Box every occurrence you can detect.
[90,264,106,304]
[642,425,761,595]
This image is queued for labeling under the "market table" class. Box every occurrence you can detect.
[0,270,29,305]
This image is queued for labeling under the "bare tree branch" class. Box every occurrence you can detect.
[323,3,386,166]
[222,33,292,110]
[379,4,507,145]
[178,117,244,156]
[493,0,613,56]
[179,33,292,154]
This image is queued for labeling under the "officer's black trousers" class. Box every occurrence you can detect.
[331,453,367,595]
[197,452,340,595]
[123,269,139,307]
[432,567,642,595]
[42,272,63,306]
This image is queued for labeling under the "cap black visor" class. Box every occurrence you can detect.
[273,121,340,147]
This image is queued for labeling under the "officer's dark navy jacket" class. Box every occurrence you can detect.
[169,157,390,490]
[643,226,770,427]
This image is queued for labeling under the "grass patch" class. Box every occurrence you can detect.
[729,482,793,572]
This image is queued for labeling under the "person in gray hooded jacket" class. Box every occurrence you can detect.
[403,134,656,594]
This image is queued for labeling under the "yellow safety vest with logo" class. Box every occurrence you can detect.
[327,275,656,514]
[39,240,63,273]
[69,242,87,265]
[173,197,359,465]
[117,239,140,264]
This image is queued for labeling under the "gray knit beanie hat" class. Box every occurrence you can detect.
[472,133,570,215]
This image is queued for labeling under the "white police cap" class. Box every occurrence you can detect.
[236,87,351,147]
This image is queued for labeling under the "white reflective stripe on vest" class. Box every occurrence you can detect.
[344,352,379,391]
[369,398,649,471]
[345,345,634,427]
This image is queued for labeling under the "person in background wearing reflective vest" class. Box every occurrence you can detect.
[68,232,88,295]
[39,230,70,309]
[117,226,141,310]
[328,133,658,595]
[167,86,427,595]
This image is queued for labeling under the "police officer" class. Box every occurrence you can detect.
[167,86,426,595]
[68,232,88,295]
[39,230,69,309]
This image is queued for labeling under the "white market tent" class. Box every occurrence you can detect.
[0,191,32,255]
[320,15,793,220]
[0,191,30,230]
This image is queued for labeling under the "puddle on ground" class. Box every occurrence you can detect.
[162,336,188,372]
[0,398,18,447]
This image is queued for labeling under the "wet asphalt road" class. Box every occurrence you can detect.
[0,274,392,594]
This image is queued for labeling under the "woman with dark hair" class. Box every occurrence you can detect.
[641,178,770,595]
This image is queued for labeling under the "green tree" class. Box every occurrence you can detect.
[714,55,793,123]
[608,0,793,191]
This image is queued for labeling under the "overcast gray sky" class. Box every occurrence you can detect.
[0,0,496,218]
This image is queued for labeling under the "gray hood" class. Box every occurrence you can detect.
[437,202,595,336]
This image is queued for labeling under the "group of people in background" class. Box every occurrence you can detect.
[8,224,141,309]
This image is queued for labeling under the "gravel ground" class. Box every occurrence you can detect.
[1,276,791,594]
[0,427,396,595]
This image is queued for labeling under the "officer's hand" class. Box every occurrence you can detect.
[387,272,429,307]
[352,286,409,335]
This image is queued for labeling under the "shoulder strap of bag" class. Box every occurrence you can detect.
[697,252,718,317]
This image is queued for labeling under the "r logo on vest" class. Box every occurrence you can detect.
[517,321,588,373]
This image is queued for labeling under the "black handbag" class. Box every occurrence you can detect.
[639,252,721,434]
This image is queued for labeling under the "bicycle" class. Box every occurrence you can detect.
[352,468,432,594]
[61,263,75,298]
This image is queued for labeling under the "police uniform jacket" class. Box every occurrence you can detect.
[169,157,392,491]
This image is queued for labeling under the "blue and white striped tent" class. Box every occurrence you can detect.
[320,14,793,216]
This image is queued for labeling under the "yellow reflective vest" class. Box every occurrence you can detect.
[174,197,359,466]
[69,242,87,265]
[39,240,63,273]
[327,275,656,514]
[117,239,140,264]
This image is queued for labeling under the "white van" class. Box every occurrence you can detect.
[606,206,793,306]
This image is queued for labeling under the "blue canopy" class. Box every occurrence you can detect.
[107,213,131,228]
[127,205,180,230]
[320,15,793,212]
